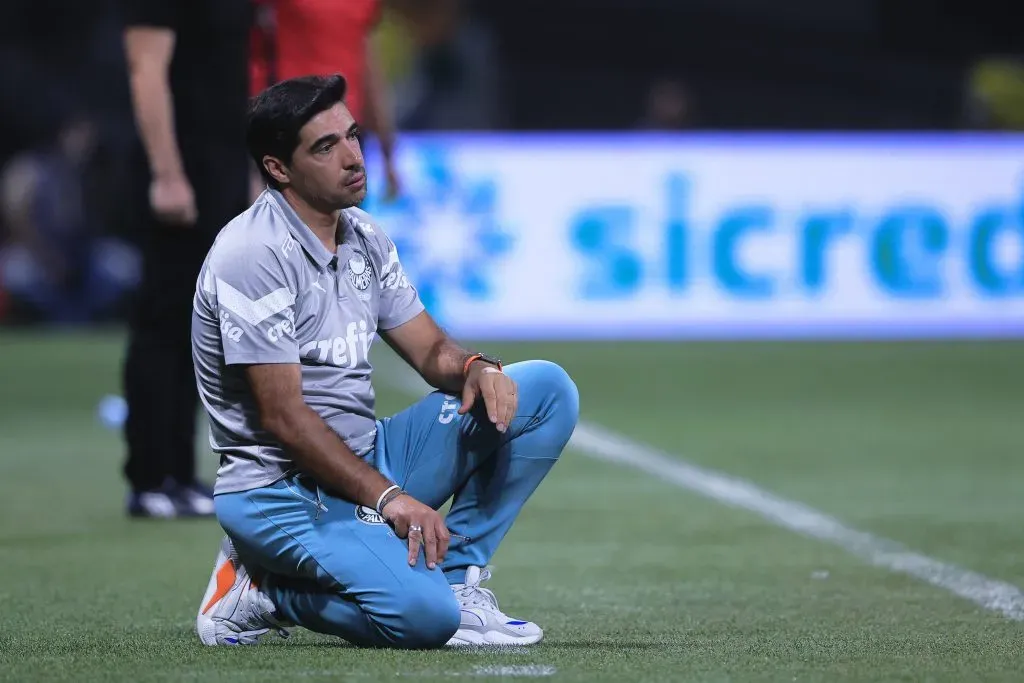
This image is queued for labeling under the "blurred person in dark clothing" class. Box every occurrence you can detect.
[0,118,139,325]
[120,0,251,518]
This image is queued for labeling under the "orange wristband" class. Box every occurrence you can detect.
[463,353,502,377]
[463,354,482,377]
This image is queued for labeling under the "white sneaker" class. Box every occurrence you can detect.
[195,536,290,646]
[446,566,543,646]
[172,483,215,517]
[127,490,177,518]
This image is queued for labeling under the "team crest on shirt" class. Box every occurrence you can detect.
[347,250,373,299]
[355,505,386,525]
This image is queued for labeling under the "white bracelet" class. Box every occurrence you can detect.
[375,484,401,514]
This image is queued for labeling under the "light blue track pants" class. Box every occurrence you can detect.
[214,360,580,648]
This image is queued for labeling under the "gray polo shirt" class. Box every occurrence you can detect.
[191,189,424,495]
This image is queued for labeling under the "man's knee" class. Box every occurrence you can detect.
[378,589,461,649]
[509,360,580,439]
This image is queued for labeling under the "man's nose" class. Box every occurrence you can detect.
[340,139,363,168]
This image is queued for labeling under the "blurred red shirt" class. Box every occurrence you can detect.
[250,0,381,122]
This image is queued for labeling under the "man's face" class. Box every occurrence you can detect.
[281,102,367,209]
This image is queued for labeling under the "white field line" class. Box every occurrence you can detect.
[469,665,556,677]
[381,361,1024,621]
[397,665,556,678]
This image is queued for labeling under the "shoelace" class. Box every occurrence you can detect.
[262,614,291,640]
[244,586,291,640]
[454,569,502,612]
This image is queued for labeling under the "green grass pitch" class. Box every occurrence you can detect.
[1,330,1023,682]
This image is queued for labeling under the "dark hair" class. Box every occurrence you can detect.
[246,74,348,189]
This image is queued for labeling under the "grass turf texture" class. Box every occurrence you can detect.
[1,330,1022,682]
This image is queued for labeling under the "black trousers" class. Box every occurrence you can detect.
[122,154,248,493]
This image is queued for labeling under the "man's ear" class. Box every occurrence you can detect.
[263,156,289,186]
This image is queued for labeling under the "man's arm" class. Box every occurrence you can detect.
[245,362,451,568]
[123,25,196,224]
[374,227,515,429]
[381,310,472,394]
[246,363,392,506]
[362,38,400,199]
[382,311,516,432]
[208,242,390,506]
[363,39,396,162]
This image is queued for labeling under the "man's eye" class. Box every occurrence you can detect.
[348,129,361,140]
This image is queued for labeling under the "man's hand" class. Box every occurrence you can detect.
[459,363,517,433]
[381,493,450,569]
[150,172,197,225]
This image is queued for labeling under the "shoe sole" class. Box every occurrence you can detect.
[196,537,236,646]
[446,628,544,646]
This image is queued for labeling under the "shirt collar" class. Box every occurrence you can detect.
[264,188,345,270]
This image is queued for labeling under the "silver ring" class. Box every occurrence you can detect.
[409,524,423,533]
